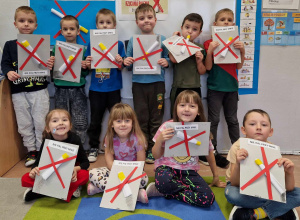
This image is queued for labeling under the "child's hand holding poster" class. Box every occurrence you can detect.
[239,138,286,203]
[212,26,241,64]
[164,122,210,157]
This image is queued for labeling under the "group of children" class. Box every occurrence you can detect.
[2,4,299,220]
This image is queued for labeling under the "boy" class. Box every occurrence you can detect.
[204,8,245,168]
[85,9,125,162]
[123,3,170,164]
[1,6,54,166]
[169,13,206,115]
[51,15,89,146]
[226,109,300,220]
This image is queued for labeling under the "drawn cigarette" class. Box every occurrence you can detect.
[51,8,88,34]
[118,171,132,197]
[143,36,160,60]
[41,153,69,180]
[59,55,75,73]
[180,35,190,54]
[255,159,286,196]
[99,43,115,62]
[21,40,41,65]
[176,131,201,146]
[220,37,233,57]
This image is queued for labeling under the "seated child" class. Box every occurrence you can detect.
[21,109,90,202]
[88,103,149,203]
[226,109,300,220]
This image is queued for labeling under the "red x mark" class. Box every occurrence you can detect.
[168,40,201,56]
[135,37,163,69]
[53,0,89,43]
[169,122,206,157]
[92,41,121,68]
[16,38,47,70]
[241,147,278,200]
[153,0,164,13]
[214,33,239,59]
[105,166,147,203]
[58,47,82,79]
[39,146,77,189]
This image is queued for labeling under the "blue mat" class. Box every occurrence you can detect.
[75,197,225,220]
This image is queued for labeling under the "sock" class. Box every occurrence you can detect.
[254,208,267,219]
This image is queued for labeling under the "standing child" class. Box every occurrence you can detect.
[226,109,300,220]
[21,109,90,202]
[148,90,226,207]
[124,3,170,164]
[204,8,245,168]
[85,9,125,163]
[1,6,54,167]
[87,103,149,203]
[169,13,206,114]
[51,15,89,145]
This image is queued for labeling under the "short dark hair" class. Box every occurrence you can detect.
[182,13,203,31]
[243,109,272,127]
[60,15,79,29]
[96,8,116,26]
[135,3,156,20]
[15,6,37,22]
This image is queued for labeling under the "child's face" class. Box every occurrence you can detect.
[61,20,80,43]
[112,119,133,139]
[181,20,202,42]
[47,112,71,140]
[136,11,157,34]
[214,12,235,26]
[241,112,273,142]
[96,14,116,29]
[14,11,37,34]
[177,100,198,122]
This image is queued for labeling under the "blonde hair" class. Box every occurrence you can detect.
[215,8,234,22]
[42,109,72,139]
[96,8,116,26]
[135,3,156,20]
[105,103,147,153]
[15,6,37,22]
[60,15,79,29]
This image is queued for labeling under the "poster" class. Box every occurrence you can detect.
[263,0,300,9]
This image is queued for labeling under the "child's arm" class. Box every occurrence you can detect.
[158,36,171,68]
[123,37,135,68]
[230,148,248,186]
[105,146,114,170]
[72,166,81,182]
[29,167,40,179]
[136,148,146,162]
[195,51,206,75]
[169,52,177,63]
[234,41,245,69]
[46,56,55,70]
[115,54,123,70]
[152,128,174,159]
[1,42,21,81]
[206,150,226,187]
[204,41,219,71]
[278,158,295,191]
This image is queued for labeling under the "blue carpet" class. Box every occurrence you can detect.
[75,197,225,220]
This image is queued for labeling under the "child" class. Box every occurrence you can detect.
[148,90,226,207]
[21,109,90,202]
[87,103,149,203]
[85,9,125,163]
[123,3,170,164]
[226,109,300,220]
[169,13,206,114]
[1,6,54,167]
[203,8,245,168]
[51,15,89,145]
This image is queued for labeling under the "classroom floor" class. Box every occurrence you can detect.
[2,154,300,217]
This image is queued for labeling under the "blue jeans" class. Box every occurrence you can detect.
[225,182,300,219]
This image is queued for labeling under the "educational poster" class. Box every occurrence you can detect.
[30,0,115,45]
[33,139,78,200]
[116,0,168,20]
[212,26,241,64]
[100,160,145,211]
[237,0,260,94]
[90,29,120,69]
[53,41,84,83]
[162,35,202,63]
[240,138,286,203]
[261,12,300,46]
[263,0,300,9]
[17,34,50,77]
[164,122,210,157]
[133,35,162,74]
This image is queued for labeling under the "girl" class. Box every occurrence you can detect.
[148,90,226,207]
[21,109,90,202]
[88,103,149,203]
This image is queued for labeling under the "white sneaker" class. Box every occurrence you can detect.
[88,148,98,162]
[146,182,164,197]
[98,149,105,154]
[228,206,241,220]
[73,186,82,198]
[137,188,148,204]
